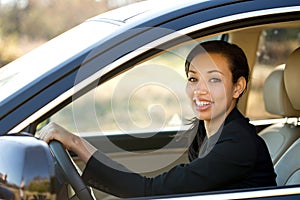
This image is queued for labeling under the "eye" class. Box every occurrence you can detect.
[188,77,197,82]
[209,77,221,83]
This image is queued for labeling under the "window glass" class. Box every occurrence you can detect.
[247,28,300,119]
[51,44,195,134]
[49,36,221,135]
[49,36,221,134]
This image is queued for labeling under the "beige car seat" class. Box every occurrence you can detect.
[259,64,300,164]
[274,47,300,186]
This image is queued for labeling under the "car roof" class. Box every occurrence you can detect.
[1,0,299,134]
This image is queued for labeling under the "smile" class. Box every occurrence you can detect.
[195,101,211,107]
[193,97,214,107]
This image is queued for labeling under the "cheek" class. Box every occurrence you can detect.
[185,83,193,99]
[216,83,234,100]
[209,84,226,98]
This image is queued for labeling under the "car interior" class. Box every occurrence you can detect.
[259,64,300,164]
[273,47,300,186]
[41,18,300,199]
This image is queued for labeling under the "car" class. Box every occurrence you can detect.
[1,0,300,199]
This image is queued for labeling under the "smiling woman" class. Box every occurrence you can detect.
[1,0,300,199]
[38,40,277,198]
[185,41,249,132]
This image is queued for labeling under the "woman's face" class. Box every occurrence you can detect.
[186,52,240,122]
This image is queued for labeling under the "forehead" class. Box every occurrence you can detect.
[189,53,231,74]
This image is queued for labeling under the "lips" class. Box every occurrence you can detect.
[192,97,214,110]
[194,100,211,107]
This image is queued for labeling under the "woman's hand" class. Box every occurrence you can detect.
[39,122,75,150]
[38,122,97,163]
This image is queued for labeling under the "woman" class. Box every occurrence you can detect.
[39,40,277,198]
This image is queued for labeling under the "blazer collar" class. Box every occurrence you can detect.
[224,107,246,126]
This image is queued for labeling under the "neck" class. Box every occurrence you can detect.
[204,106,236,137]
[204,117,225,138]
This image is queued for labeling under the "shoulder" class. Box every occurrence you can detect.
[212,123,257,164]
[216,109,259,157]
[222,108,256,141]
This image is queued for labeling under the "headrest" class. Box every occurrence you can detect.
[284,47,300,110]
[263,64,300,117]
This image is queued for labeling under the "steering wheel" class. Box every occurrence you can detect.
[49,140,94,200]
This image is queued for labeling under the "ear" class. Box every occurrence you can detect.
[233,77,246,99]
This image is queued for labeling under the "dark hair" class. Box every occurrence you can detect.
[185,40,250,96]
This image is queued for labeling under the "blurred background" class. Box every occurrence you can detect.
[0,0,144,68]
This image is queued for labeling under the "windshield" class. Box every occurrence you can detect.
[0,21,119,104]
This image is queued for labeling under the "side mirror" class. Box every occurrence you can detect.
[0,134,56,200]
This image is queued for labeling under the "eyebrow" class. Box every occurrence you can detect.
[188,69,224,75]
[207,70,224,75]
[187,70,197,74]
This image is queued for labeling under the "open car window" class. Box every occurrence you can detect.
[48,45,193,135]
[47,36,222,136]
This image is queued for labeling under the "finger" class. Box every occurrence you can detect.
[38,123,57,143]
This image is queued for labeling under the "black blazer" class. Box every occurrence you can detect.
[82,107,277,198]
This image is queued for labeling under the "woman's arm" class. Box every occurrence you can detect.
[39,120,270,198]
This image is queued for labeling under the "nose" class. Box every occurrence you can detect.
[193,89,207,97]
[193,81,208,95]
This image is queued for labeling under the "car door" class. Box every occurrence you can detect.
[24,1,300,199]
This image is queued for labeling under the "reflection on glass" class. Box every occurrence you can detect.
[0,136,56,200]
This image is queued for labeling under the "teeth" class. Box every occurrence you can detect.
[195,100,211,107]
